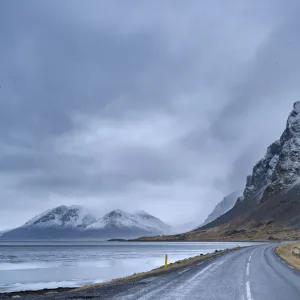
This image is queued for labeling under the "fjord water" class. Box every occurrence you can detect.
[0,241,261,293]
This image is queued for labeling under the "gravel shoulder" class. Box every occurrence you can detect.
[276,243,300,269]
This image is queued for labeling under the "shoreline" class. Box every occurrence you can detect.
[1,246,243,298]
[0,237,289,243]
[128,239,279,243]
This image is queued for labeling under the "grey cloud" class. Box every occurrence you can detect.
[0,0,299,229]
[17,145,190,196]
[0,152,92,173]
[208,3,300,143]
[227,142,265,191]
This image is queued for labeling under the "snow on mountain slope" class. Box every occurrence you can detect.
[0,229,10,238]
[1,207,171,239]
[134,210,172,233]
[87,209,171,234]
[21,205,98,229]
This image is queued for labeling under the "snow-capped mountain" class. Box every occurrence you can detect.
[200,191,241,227]
[21,205,98,229]
[0,229,9,238]
[88,209,171,234]
[1,207,171,240]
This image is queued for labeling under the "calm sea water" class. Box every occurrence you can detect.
[0,241,262,293]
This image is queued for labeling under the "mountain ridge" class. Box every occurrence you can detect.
[1,207,171,240]
[135,102,300,242]
[200,101,300,230]
[198,191,241,228]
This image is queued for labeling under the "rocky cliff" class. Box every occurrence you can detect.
[202,102,300,231]
[240,101,300,204]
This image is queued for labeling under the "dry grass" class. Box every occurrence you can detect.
[135,223,300,242]
[74,247,240,292]
[276,243,300,269]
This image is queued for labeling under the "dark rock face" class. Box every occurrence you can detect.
[239,140,281,205]
[202,102,300,230]
[269,102,300,190]
[240,101,300,204]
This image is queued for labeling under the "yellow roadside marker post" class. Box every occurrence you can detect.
[165,254,168,269]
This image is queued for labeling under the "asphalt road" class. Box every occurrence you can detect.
[2,244,300,300]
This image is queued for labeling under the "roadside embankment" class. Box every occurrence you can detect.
[75,246,241,292]
[276,243,300,269]
[1,246,242,298]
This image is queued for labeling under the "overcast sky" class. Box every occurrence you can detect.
[0,0,300,230]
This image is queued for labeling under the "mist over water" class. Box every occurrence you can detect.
[0,241,262,293]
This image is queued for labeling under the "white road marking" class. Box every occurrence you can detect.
[246,281,252,300]
[187,258,227,284]
[197,262,203,266]
[246,262,250,276]
[274,250,295,270]
[178,268,190,275]
[244,249,255,300]
[187,262,218,283]
[249,248,257,262]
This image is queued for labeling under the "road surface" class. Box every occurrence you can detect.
[2,244,300,299]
